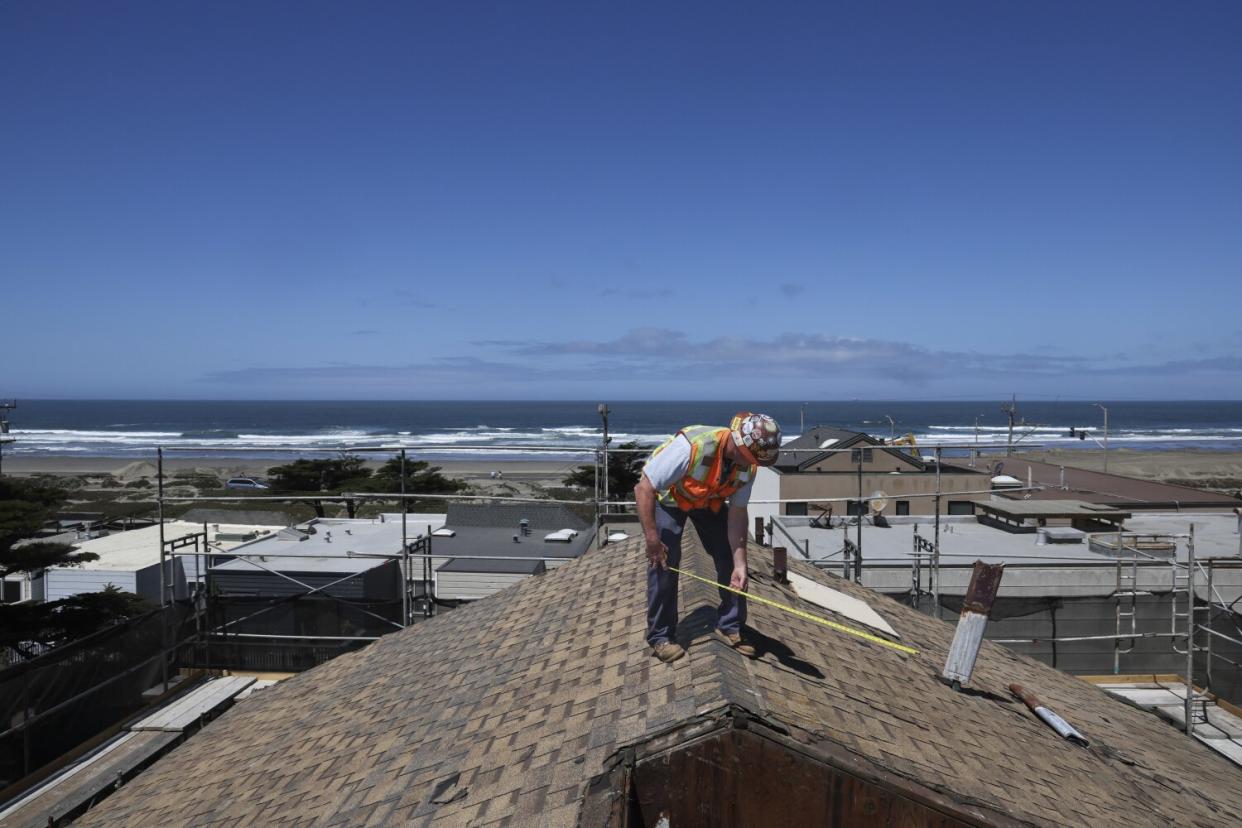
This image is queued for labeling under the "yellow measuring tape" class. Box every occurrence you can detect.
[668,566,919,656]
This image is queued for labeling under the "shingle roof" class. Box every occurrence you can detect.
[79,532,1242,827]
[777,426,931,472]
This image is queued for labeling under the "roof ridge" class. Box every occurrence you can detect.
[677,531,765,712]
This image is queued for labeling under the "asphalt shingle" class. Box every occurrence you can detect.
[78,530,1242,827]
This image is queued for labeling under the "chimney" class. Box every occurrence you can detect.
[941,561,1004,690]
[754,516,766,546]
[773,547,788,584]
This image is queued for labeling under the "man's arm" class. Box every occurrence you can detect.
[635,475,668,569]
[726,504,749,592]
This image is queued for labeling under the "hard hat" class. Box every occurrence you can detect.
[730,412,781,466]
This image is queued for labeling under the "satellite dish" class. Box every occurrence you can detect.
[869,490,890,513]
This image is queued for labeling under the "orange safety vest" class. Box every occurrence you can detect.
[650,425,755,512]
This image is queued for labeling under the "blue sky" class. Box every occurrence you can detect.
[2,2,1239,400]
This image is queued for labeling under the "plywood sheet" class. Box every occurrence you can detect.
[787,571,899,637]
[129,677,255,732]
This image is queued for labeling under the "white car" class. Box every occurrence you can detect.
[225,477,269,490]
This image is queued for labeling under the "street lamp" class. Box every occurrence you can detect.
[884,415,895,442]
[1094,403,1109,473]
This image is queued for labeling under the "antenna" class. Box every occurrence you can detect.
[869,490,889,514]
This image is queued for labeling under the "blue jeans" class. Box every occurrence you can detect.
[646,504,746,646]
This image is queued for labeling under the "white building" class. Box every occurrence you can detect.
[25,521,285,605]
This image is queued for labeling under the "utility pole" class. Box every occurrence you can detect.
[1001,395,1018,456]
[0,400,16,476]
[800,403,807,434]
[1100,404,1110,471]
[971,415,982,467]
[598,403,610,514]
[855,452,863,582]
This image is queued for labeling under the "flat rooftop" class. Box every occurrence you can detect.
[60,521,285,572]
[427,525,592,565]
[210,516,447,574]
[977,499,1131,521]
[775,510,1242,599]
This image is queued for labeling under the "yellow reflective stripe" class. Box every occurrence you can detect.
[668,566,919,656]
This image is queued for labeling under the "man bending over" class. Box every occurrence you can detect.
[634,412,781,664]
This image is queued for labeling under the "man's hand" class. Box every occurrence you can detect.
[646,535,669,570]
[729,564,748,593]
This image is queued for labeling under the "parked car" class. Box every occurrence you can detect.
[225,477,269,490]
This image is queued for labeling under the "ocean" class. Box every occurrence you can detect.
[5,400,1242,461]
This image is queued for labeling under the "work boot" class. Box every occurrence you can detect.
[717,629,757,658]
[651,641,685,664]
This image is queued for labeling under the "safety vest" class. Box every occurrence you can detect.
[651,425,754,512]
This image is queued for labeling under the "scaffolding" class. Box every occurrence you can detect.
[19,421,1231,734]
[765,512,1242,737]
[140,437,1034,670]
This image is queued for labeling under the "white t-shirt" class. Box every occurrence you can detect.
[642,434,753,507]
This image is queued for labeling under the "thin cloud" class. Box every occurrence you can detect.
[201,331,1242,390]
[599,287,674,300]
[779,283,805,297]
[392,288,439,309]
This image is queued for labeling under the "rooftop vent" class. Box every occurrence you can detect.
[941,561,1004,690]
[543,529,579,543]
[432,528,456,537]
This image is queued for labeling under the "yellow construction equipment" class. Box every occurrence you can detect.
[888,432,922,460]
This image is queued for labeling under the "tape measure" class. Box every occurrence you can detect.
[668,566,919,656]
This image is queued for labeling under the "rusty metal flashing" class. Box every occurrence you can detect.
[961,561,1005,616]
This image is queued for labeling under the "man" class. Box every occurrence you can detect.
[634,412,781,664]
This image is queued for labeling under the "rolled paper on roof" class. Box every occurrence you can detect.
[1010,683,1090,747]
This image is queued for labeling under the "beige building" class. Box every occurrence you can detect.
[750,426,990,526]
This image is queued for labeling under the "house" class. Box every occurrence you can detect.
[429,502,595,602]
[204,516,447,644]
[750,426,991,527]
[207,516,446,601]
[27,521,283,605]
[766,508,1242,705]
[77,531,1242,826]
[986,456,1242,511]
